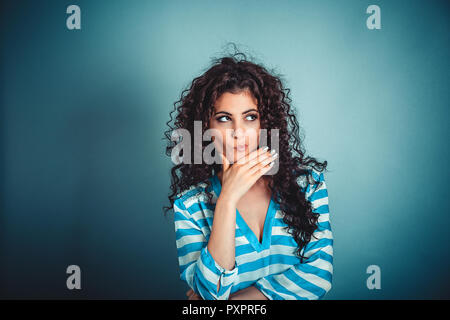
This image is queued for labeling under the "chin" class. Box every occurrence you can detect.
[225,145,257,163]
[232,151,249,162]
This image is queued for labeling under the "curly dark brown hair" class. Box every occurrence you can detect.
[163,46,328,262]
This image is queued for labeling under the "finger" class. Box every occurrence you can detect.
[187,292,195,300]
[235,146,270,165]
[188,293,201,300]
[249,152,278,176]
[186,289,193,297]
[241,149,276,171]
[253,161,275,179]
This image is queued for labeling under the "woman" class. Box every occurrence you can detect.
[164,50,333,300]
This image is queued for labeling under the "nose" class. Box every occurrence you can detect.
[231,126,245,140]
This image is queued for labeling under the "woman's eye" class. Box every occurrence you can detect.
[216,116,230,122]
[216,114,258,122]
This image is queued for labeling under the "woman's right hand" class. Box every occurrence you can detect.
[219,146,278,205]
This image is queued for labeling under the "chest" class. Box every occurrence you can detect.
[236,193,272,243]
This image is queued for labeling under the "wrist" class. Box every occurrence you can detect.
[217,192,238,208]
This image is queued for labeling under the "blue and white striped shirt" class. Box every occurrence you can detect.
[173,168,333,300]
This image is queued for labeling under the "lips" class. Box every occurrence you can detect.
[234,145,248,152]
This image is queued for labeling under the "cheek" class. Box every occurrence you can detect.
[247,127,261,148]
[210,128,227,151]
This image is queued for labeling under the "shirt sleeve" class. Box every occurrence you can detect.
[254,170,334,300]
[173,196,239,300]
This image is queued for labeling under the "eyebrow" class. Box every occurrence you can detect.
[214,108,259,116]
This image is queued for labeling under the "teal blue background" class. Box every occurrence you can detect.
[0,0,449,299]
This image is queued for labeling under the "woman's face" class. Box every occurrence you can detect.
[209,90,261,164]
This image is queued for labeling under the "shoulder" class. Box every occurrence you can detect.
[296,166,326,190]
[173,180,210,212]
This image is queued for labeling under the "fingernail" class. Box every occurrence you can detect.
[272,153,278,158]
[269,161,274,167]
[262,146,269,151]
[270,149,276,154]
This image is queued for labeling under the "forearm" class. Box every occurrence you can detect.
[229,286,268,300]
[207,194,237,271]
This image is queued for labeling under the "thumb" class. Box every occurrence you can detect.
[221,153,230,172]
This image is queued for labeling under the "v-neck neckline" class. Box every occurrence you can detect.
[209,173,276,252]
